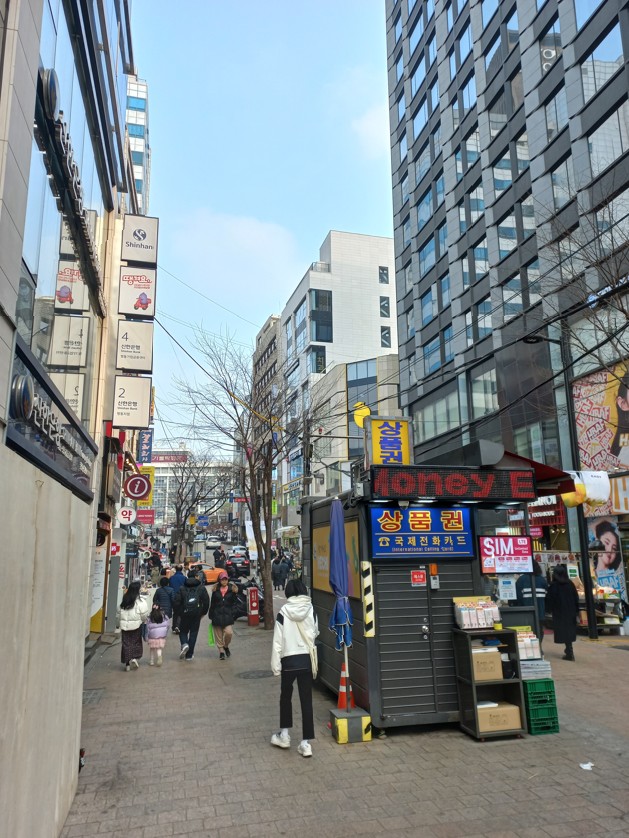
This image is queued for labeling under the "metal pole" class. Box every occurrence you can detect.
[559,323,598,640]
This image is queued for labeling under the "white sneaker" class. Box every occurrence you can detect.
[270,732,290,749]
[149,659,155,666]
[297,742,312,758]
[130,659,139,670]
[179,644,189,660]
[157,655,163,667]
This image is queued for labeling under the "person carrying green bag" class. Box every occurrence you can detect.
[208,622,215,647]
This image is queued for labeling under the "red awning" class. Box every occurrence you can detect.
[499,450,575,496]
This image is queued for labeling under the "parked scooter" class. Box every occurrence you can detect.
[232,576,265,621]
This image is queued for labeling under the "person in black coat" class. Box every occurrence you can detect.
[153,576,175,618]
[545,564,580,661]
[209,572,239,660]
[173,573,210,661]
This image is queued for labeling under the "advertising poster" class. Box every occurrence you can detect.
[587,516,628,601]
[118,266,156,317]
[479,536,533,574]
[136,466,155,508]
[55,261,90,311]
[116,320,154,372]
[89,543,107,633]
[245,520,259,563]
[49,315,89,367]
[312,519,360,595]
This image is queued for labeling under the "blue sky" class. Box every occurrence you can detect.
[131,1,394,437]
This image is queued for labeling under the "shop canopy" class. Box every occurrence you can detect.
[418,439,575,497]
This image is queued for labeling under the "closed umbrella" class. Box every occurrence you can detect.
[328,498,354,695]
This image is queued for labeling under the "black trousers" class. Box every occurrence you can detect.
[279,668,314,740]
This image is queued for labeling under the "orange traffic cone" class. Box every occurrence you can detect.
[337,662,356,710]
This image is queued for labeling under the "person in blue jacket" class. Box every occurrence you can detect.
[168,565,186,633]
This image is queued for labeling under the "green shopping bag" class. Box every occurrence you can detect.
[207,622,215,647]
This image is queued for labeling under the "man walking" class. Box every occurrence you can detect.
[168,564,186,634]
[173,571,209,660]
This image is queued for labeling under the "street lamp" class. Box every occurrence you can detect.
[523,328,598,639]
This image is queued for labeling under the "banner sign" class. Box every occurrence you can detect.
[55,261,89,311]
[118,267,156,317]
[370,506,473,558]
[136,508,155,525]
[137,466,155,508]
[371,466,536,502]
[479,536,533,574]
[364,416,412,466]
[49,372,84,421]
[137,429,153,464]
[112,375,152,429]
[116,320,154,372]
[121,214,159,266]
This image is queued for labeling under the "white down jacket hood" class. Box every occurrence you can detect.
[271,595,319,676]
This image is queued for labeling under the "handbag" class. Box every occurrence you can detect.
[207,622,215,647]
[295,614,318,678]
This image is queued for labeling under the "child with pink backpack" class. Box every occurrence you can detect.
[146,604,170,666]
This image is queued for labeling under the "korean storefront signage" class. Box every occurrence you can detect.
[7,339,96,501]
[137,429,153,464]
[49,315,89,367]
[479,536,533,574]
[370,466,537,502]
[116,320,154,372]
[364,416,412,466]
[136,466,155,508]
[121,215,159,266]
[55,261,89,311]
[370,506,473,558]
[118,267,156,317]
[112,375,152,429]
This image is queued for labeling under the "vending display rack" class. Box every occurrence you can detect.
[452,628,526,740]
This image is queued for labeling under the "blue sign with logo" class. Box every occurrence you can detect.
[197,515,209,527]
[137,429,153,464]
[370,506,473,558]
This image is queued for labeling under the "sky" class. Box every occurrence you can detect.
[130,1,394,443]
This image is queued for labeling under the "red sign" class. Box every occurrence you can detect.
[246,586,259,626]
[371,466,537,502]
[119,562,125,579]
[410,569,427,587]
[136,508,155,525]
[530,526,544,538]
[111,542,120,555]
[150,453,188,463]
[233,496,250,503]
[123,473,152,500]
[479,536,533,574]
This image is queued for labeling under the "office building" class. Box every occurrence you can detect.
[126,75,151,214]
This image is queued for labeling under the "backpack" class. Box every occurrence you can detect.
[181,585,204,617]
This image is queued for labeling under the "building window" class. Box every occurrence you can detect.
[310,289,333,342]
[506,9,519,49]
[417,188,432,231]
[449,49,457,82]
[521,195,535,238]
[435,173,445,205]
[309,346,326,373]
[430,78,439,113]
[440,274,450,308]
[379,266,389,284]
[575,0,604,30]
[464,128,480,167]
[421,287,436,325]
[432,123,442,157]
[295,299,307,351]
[482,0,499,28]
[515,132,529,173]
[489,92,508,139]
[423,337,441,373]
[540,19,562,73]
[443,325,454,361]
[400,133,408,161]
[469,184,484,224]
[411,55,427,97]
[403,216,412,247]
[419,238,436,277]
[545,87,568,142]
[459,201,467,235]
[473,237,489,278]
[462,74,477,112]
[285,319,293,360]
[551,158,574,209]
[477,297,492,339]
[503,274,523,321]
[396,54,404,82]
[128,124,145,137]
[428,35,437,66]
[401,173,409,204]
[416,142,431,184]
[406,308,416,339]
[465,310,473,346]
[493,153,512,194]
[459,24,472,64]
[485,35,501,78]
[397,92,406,123]
[437,222,448,257]
[380,296,390,318]
[394,15,402,42]
[131,151,144,165]
[409,16,424,55]
[589,104,629,177]
[498,212,517,258]
[404,262,414,293]
[581,25,623,103]
[381,326,392,348]
[470,368,498,418]
[127,95,146,111]
[413,99,429,139]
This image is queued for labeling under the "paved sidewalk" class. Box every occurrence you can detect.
[63,617,629,838]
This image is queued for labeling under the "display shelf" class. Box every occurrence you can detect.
[578,598,623,633]
[452,628,526,740]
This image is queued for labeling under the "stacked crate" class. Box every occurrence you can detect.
[523,679,559,735]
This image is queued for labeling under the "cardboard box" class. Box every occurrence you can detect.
[477,701,522,733]
[471,650,502,681]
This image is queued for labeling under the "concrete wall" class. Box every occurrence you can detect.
[0,445,93,837]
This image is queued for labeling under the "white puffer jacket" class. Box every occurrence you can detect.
[271,595,319,675]
[119,594,151,631]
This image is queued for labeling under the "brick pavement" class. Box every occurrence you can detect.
[62,612,629,838]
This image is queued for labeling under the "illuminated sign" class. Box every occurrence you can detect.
[370,466,536,502]
[370,506,473,558]
[364,416,412,466]
[479,536,533,574]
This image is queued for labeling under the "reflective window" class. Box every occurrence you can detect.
[515,132,530,172]
[432,123,442,157]
[404,262,414,293]
[426,0,435,20]
[380,266,390,284]
[471,368,498,417]
[428,35,437,66]
[396,54,404,82]
[489,92,508,139]
[506,9,519,49]
[589,103,629,177]
[424,337,441,374]
[465,310,473,345]
[581,25,623,102]
[465,128,480,166]
[127,95,146,111]
[403,215,412,246]
[473,238,489,277]
[380,296,390,318]
[410,15,424,54]
[477,297,492,339]
[400,133,408,161]
[503,274,523,321]
[128,124,145,137]
[413,99,429,139]
[430,78,440,112]
[416,142,431,183]
[521,195,536,238]
[395,15,402,43]
[401,173,409,204]
[449,50,457,82]
[552,158,575,208]
[493,153,512,194]
[540,19,562,73]
[545,87,568,141]
[444,326,454,361]
[459,201,467,234]
[406,309,416,339]
[482,0,499,28]
[440,274,451,308]
[417,188,432,231]
[498,212,517,258]
[469,184,484,224]
[419,237,436,276]
[398,92,406,123]
[435,173,445,205]
[411,55,426,96]
[462,75,477,112]
[575,0,604,29]
[485,35,501,77]
[381,326,392,348]
[437,222,448,257]
[459,25,472,63]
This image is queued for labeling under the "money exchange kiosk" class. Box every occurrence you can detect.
[301,463,544,730]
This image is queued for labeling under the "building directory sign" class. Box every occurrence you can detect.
[112,375,152,429]
[370,505,473,558]
[116,320,154,372]
[121,215,159,266]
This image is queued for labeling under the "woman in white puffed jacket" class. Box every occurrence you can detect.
[119,581,151,671]
[270,579,319,757]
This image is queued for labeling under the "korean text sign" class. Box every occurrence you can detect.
[365,417,412,466]
[370,506,473,558]
[479,536,533,574]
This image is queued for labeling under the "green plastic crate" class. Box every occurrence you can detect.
[523,679,555,695]
[527,717,560,735]
[524,690,556,708]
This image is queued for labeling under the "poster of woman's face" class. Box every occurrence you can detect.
[587,516,627,601]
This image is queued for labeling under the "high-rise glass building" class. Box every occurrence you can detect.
[126,75,151,214]
[386,0,629,467]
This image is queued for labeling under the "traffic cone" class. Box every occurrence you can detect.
[337,662,356,710]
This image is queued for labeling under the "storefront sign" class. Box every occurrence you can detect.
[7,339,96,501]
[479,536,533,574]
[610,475,629,514]
[137,429,153,464]
[116,320,154,372]
[137,466,155,508]
[370,506,473,558]
[530,526,544,538]
[371,466,536,502]
[123,472,152,501]
[118,267,156,317]
[410,569,427,587]
[121,215,159,265]
[150,452,188,463]
[49,372,84,421]
[116,507,137,525]
[112,375,152,429]
[55,260,89,311]
[136,508,155,525]
[49,315,89,367]
[364,416,412,466]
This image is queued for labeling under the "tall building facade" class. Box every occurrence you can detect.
[0,2,148,833]
[386,0,629,471]
[126,75,151,214]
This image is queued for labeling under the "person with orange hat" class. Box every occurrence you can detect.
[208,572,239,660]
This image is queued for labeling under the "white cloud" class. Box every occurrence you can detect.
[351,103,390,160]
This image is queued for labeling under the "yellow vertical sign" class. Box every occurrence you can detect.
[365,417,412,466]
[137,465,154,507]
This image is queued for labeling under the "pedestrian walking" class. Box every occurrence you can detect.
[168,564,186,633]
[146,604,170,666]
[545,563,580,661]
[516,559,548,646]
[149,559,160,587]
[173,571,209,661]
[119,581,152,671]
[153,575,175,618]
[270,579,319,757]
[271,556,282,590]
[279,556,290,590]
[209,571,238,660]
